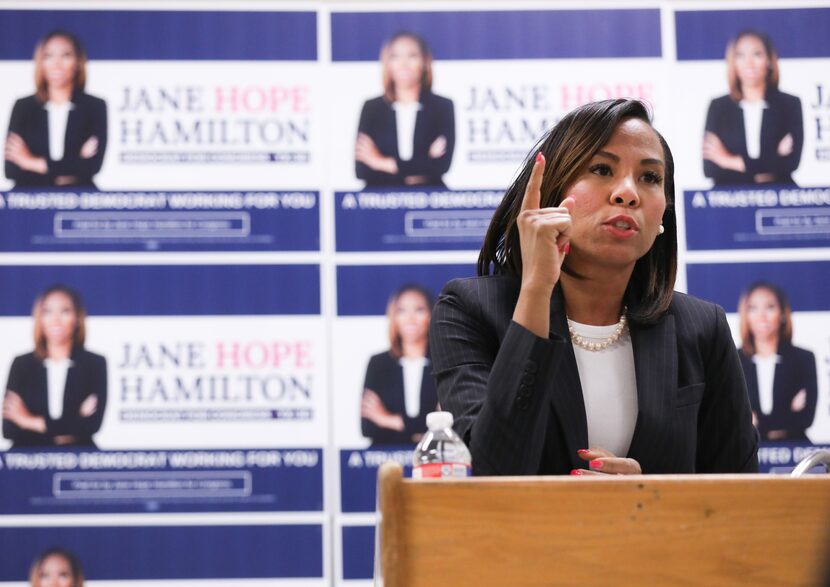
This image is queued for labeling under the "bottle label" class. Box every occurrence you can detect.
[412,462,471,479]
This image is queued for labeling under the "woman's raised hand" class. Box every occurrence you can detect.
[512,153,573,338]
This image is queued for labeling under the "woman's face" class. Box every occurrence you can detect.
[41,36,78,90]
[40,291,78,348]
[394,291,431,346]
[734,35,770,89]
[386,37,424,92]
[746,287,782,343]
[562,117,667,274]
[36,555,75,587]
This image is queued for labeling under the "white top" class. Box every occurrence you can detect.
[568,320,638,457]
[739,99,767,160]
[44,101,74,161]
[44,357,73,420]
[392,102,421,161]
[753,354,779,416]
[400,356,427,418]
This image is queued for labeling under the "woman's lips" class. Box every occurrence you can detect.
[603,215,639,238]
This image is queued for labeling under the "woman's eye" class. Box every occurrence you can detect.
[589,164,611,176]
[642,171,663,185]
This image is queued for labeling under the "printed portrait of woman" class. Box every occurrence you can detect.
[3,285,107,448]
[29,548,85,587]
[703,30,803,186]
[360,285,439,445]
[737,282,817,442]
[4,30,108,188]
[355,32,455,188]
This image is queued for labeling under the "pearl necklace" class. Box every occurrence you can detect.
[568,310,628,352]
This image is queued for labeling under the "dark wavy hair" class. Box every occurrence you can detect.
[477,99,677,326]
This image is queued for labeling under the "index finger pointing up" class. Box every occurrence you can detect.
[521,151,544,211]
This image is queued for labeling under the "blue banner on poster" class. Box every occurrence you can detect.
[0,449,323,515]
[336,264,473,316]
[0,10,317,60]
[0,190,319,252]
[335,189,500,251]
[331,10,661,61]
[0,264,321,316]
[686,261,830,312]
[0,448,323,514]
[757,442,830,474]
[342,525,375,580]
[683,187,830,250]
[675,8,830,60]
[340,448,412,513]
[0,524,323,581]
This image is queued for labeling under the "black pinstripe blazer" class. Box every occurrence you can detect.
[429,276,759,475]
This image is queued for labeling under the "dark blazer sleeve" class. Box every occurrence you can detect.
[791,346,818,433]
[703,96,745,184]
[4,97,40,185]
[45,350,107,439]
[694,305,759,472]
[48,93,108,182]
[429,277,568,475]
[355,98,392,185]
[397,93,455,180]
[3,356,29,442]
[361,352,398,444]
[778,345,818,435]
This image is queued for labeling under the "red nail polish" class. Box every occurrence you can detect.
[577,449,590,455]
[589,459,602,469]
[535,151,543,163]
[570,469,583,476]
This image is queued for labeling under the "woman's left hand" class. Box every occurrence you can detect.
[572,447,642,475]
[4,133,48,174]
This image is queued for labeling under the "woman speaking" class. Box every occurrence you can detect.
[430,99,758,476]
[4,30,107,188]
[355,32,454,188]
[3,285,107,448]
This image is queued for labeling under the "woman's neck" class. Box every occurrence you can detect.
[394,84,420,104]
[754,336,779,357]
[46,342,72,361]
[48,84,73,104]
[400,339,427,359]
[741,83,766,102]
[560,270,630,325]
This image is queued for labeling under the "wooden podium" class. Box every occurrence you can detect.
[376,462,830,587]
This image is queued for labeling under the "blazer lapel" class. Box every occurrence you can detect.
[548,289,588,469]
[627,314,677,470]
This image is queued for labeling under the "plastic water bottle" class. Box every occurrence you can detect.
[412,411,472,479]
